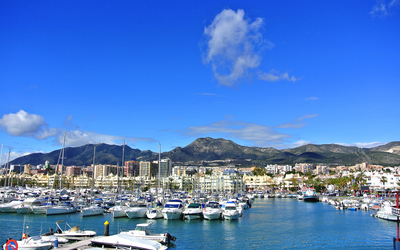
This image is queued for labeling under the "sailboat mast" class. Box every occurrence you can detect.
[0,144,3,170]
[158,143,161,194]
[60,133,66,190]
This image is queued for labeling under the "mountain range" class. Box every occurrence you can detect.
[7,137,400,167]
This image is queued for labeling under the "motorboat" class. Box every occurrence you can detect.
[120,223,176,244]
[54,220,96,238]
[91,233,168,250]
[203,201,222,220]
[146,206,163,219]
[256,191,264,198]
[3,236,53,250]
[301,188,318,202]
[81,204,105,217]
[162,199,184,220]
[183,203,203,220]
[0,200,23,213]
[222,201,239,220]
[375,201,398,221]
[125,202,148,219]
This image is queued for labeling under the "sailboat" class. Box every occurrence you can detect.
[46,134,77,216]
[81,145,104,217]
[111,141,129,218]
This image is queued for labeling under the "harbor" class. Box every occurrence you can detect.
[0,196,397,250]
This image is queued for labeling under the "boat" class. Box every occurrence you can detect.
[302,188,318,202]
[81,204,104,217]
[46,201,77,215]
[31,202,57,214]
[54,220,96,238]
[203,201,222,220]
[146,206,163,219]
[15,197,46,214]
[110,205,129,218]
[125,202,148,219]
[0,200,23,213]
[3,236,53,250]
[91,233,168,250]
[183,203,203,220]
[375,201,398,221]
[120,223,176,244]
[162,199,184,220]
[221,201,239,220]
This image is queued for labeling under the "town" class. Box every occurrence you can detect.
[1,159,398,195]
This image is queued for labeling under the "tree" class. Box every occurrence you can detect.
[380,176,387,187]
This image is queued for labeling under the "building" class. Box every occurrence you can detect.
[94,165,120,179]
[159,159,172,178]
[139,161,158,179]
[125,161,140,177]
[66,166,82,176]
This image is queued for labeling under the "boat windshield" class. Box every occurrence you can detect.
[207,203,220,208]
[226,206,236,210]
[165,204,180,208]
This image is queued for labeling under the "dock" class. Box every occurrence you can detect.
[56,237,94,250]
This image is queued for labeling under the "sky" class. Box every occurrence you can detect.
[0,0,399,163]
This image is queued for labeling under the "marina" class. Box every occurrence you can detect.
[0,197,397,249]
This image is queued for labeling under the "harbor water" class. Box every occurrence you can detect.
[0,198,396,249]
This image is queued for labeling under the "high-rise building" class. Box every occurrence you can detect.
[125,161,140,177]
[139,161,158,179]
[159,159,172,178]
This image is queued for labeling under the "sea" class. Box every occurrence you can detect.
[0,198,397,249]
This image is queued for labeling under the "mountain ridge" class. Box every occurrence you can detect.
[7,138,400,167]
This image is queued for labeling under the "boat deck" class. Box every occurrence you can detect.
[56,237,94,250]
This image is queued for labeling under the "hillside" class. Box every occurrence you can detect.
[7,138,400,167]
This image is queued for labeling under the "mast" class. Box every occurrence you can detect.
[60,133,66,190]
[0,144,3,170]
[90,145,96,205]
[158,143,161,195]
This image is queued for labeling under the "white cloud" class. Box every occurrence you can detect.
[203,9,266,86]
[184,117,292,147]
[290,140,312,148]
[370,0,399,16]
[0,110,50,138]
[258,70,300,83]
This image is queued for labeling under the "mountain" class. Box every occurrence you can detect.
[7,138,400,167]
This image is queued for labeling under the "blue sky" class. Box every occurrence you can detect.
[1,0,399,162]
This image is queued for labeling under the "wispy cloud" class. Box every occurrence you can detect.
[196,93,217,96]
[258,70,300,83]
[337,142,386,148]
[184,117,293,147]
[304,97,319,101]
[276,114,318,129]
[370,0,399,16]
[202,9,266,86]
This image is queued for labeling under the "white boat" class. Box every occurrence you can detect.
[125,203,148,219]
[146,206,163,219]
[375,201,398,221]
[183,203,203,220]
[15,198,46,214]
[81,204,104,217]
[46,202,77,215]
[0,200,23,213]
[120,223,176,244]
[110,205,129,218]
[257,191,264,198]
[91,233,168,250]
[3,236,53,250]
[54,220,96,238]
[31,202,57,214]
[302,188,319,202]
[162,199,184,220]
[222,201,239,220]
[203,201,222,220]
